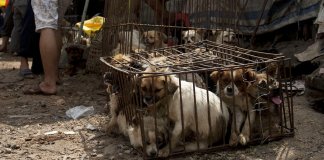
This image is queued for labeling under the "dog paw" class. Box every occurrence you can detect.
[158,147,170,157]
[239,134,250,146]
[229,133,239,146]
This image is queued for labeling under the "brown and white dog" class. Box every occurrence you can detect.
[247,71,282,138]
[210,67,281,146]
[143,30,168,50]
[210,68,256,146]
[128,116,169,157]
[105,83,169,158]
[140,66,230,157]
[212,29,236,44]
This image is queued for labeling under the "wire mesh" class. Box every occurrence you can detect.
[101,40,294,159]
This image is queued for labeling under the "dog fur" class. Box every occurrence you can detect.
[112,29,146,54]
[143,30,168,50]
[128,116,169,157]
[210,68,257,146]
[181,29,205,44]
[209,29,236,44]
[140,67,230,157]
[210,67,281,145]
[247,71,282,139]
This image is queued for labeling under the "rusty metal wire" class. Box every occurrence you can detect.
[102,0,294,159]
[101,40,294,159]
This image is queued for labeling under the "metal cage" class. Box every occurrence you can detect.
[101,40,294,159]
[102,0,293,159]
[102,0,250,57]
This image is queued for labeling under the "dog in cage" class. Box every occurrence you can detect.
[181,28,237,45]
[104,72,169,158]
[128,116,169,157]
[210,65,282,146]
[246,67,283,138]
[104,71,170,157]
[181,29,205,44]
[209,29,237,44]
[139,66,230,157]
[112,29,147,55]
[142,30,168,50]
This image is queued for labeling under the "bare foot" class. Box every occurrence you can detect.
[39,81,57,95]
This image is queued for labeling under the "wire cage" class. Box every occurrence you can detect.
[101,40,294,158]
[102,0,248,57]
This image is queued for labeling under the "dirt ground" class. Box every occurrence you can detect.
[0,40,324,160]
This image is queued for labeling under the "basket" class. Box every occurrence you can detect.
[86,30,103,73]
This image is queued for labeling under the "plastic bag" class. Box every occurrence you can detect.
[0,0,9,7]
[66,105,94,119]
[75,16,105,37]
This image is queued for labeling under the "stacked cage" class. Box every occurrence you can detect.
[102,0,294,159]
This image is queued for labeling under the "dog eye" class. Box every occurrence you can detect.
[154,88,162,93]
[146,141,150,145]
[141,87,147,92]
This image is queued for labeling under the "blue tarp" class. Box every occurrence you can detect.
[182,0,322,35]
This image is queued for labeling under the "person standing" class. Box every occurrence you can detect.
[24,0,72,95]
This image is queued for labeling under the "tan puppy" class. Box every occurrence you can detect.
[143,30,168,50]
[140,67,230,157]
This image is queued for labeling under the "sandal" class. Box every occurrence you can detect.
[19,69,35,79]
[23,85,57,96]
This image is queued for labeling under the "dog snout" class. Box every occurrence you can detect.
[144,96,153,104]
[148,150,157,157]
[144,96,152,101]
[226,86,233,94]
[271,88,281,96]
[144,38,149,44]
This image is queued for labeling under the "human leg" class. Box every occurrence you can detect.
[11,1,28,54]
[0,0,14,52]
[38,28,59,94]
[30,0,59,94]
[24,0,71,94]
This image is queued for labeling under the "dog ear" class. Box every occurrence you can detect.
[131,116,140,127]
[142,31,148,39]
[210,71,223,82]
[166,76,178,93]
[266,62,278,77]
[157,31,168,41]
[196,29,206,37]
[181,30,185,37]
[243,69,257,82]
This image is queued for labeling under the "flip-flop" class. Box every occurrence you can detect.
[23,85,57,96]
[19,69,34,79]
